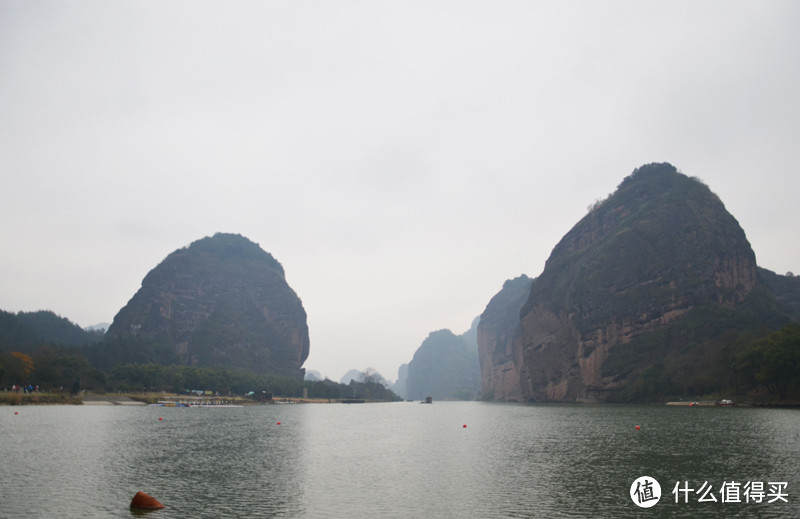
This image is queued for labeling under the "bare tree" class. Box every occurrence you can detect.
[362,367,380,385]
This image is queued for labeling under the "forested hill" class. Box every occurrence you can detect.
[758,267,800,322]
[0,310,103,353]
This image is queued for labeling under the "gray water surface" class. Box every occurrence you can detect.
[1,402,797,518]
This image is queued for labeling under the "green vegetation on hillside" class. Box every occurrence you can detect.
[0,306,400,401]
[105,363,400,400]
[603,287,797,402]
[0,310,102,355]
[16,311,104,346]
[733,323,800,400]
[0,347,400,401]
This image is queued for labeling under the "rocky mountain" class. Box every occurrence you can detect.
[105,233,309,378]
[476,275,533,400]
[479,163,794,402]
[304,369,324,381]
[406,329,481,401]
[339,369,366,385]
[339,368,392,388]
[461,316,480,350]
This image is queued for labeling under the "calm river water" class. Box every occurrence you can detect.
[1,401,798,518]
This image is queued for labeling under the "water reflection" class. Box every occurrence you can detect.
[117,406,308,518]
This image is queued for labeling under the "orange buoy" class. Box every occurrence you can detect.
[130,491,165,510]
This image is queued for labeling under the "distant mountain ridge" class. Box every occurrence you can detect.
[339,368,392,387]
[85,322,110,333]
[405,327,481,401]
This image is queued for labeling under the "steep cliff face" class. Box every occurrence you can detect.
[510,163,763,401]
[461,316,480,351]
[392,363,408,400]
[477,275,533,400]
[106,233,309,378]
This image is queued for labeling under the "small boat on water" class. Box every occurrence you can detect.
[191,401,243,408]
[150,401,190,407]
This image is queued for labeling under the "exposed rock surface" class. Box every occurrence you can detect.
[484,163,788,401]
[477,275,533,400]
[392,363,408,400]
[106,233,309,378]
[461,316,480,350]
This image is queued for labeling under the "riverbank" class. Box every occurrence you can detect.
[1,391,166,406]
[0,391,357,406]
[0,392,82,405]
[81,394,147,405]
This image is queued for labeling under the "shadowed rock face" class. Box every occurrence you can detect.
[487,163,764,401]
[106,233,309,378]
[477,275,533,401]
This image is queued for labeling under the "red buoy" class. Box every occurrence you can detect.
[130,491,165,510]
[635,425,640,430]
[277,422,281,425]
[462,424,467,428]
[158,417,163,421]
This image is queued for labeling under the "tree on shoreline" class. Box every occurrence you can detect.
[734,323,800,400]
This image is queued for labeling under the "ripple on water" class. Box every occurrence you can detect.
[1,403,798,518]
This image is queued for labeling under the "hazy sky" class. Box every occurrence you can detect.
[1,1,798,382]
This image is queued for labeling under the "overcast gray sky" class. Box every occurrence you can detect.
[1,1,798,382]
